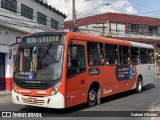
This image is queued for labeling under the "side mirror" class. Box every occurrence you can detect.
[16,37,21,43]
[9,48,12,59]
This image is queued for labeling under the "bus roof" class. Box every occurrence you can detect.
[66,32,131,46]
[66,32,154,48]
[130,41,154,49]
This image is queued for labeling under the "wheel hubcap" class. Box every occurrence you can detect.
[89,90,96,101]
[138,81,142,91]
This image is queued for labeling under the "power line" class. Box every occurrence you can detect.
[129,0,158,11]
[0,8,66,32]
[0,10,66,32]
[48,1,72,14]
[0,18,65,32]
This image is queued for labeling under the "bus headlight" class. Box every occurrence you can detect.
[50,82,61,96]
[13,81,18,93]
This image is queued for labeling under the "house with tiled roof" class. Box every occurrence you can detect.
[65,12,160,53]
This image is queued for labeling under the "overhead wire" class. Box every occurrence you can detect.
[0,2,67,31]
[72,0,160,35]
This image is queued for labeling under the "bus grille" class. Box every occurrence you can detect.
[18,83,50,90]
[21,98,45,105]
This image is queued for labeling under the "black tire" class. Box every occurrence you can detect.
[136,77,143,93]
[87,87,97,107]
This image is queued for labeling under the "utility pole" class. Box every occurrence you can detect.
[102,23,106,37]
[72,0,77,32]
[93,23,106,37]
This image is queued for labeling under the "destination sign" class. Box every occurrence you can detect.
[22,35,62,44]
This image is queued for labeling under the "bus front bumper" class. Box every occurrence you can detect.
[12,91,65,109]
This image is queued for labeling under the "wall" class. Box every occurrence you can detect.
[0,0,65,90]
[17,0,64,30]
[0,0,64,33]
[0,26,25,45]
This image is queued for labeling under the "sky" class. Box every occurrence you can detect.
[47,0,160,21]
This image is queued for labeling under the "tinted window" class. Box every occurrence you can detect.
[67,45,86,78]
[105,44,118,65]
[140,48,148,64]
[119,46,130,64]
[87,42,104,66]
[148,49,154,64]
[130,47,140,64]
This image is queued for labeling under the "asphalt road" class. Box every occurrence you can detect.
[0,79,160,120]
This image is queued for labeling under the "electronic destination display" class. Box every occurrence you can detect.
[22,35,62,44]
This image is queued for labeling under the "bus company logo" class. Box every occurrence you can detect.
[2,112,11,117]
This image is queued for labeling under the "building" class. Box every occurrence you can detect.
[65,12,160,53]
[0,0,66,91]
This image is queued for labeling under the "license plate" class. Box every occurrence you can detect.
[28,97,37,102]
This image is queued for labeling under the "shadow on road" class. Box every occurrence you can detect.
[101,83,155,104]
[143,83,156,91]
[20,83,155,115]
[20,103,88,115]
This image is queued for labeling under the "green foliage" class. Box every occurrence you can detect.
[155,53,160,63]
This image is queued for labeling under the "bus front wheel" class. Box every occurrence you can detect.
[87,87,97,107]
[136,77,143,93]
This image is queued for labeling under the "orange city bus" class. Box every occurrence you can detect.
[10,32,155,108]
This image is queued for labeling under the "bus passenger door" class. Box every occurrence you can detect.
[66,41,87,107]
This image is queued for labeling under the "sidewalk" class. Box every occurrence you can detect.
[155,74,160,79]
[0,90,12,105]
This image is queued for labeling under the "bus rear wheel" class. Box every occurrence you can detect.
[136,77,143,93]
[87,87,97,107]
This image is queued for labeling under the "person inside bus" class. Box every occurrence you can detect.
[137,56,140,64]
[111,55,117,64]
[88,54,93,66]
[149,56,154,64]
[72,57,79,67]
[71,47,80,68]
[30,47,37,72]
[114,57,118,64]
[106,58,109,65]
[127,57,131,64]
[100,55,104,65]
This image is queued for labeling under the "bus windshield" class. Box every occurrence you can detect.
[14,44,63,80]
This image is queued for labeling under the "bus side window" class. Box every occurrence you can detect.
[119,46,130,64]
[105,44,118,65]
[131,47,140,64]
[140,48,148,64]
[67,45,86,78]
[148,49,154,64]
[87,42,104,66]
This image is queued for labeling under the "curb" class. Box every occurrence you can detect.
[0,91,12,105]
[0,91,11,97]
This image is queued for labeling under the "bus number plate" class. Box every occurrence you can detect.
[28,97,37,102]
